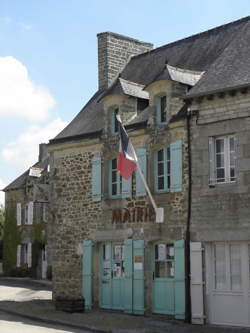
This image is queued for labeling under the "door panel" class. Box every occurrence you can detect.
[153,278,174,314]
[100,243,112,308]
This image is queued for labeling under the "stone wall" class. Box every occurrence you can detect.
[189,91,250,241]
[97,32,153,89]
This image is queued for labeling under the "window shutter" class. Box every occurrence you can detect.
[170,140,182,192]
[154,151,158,192]
[190,242,204,324]
[124,239,133,313]
[28,202,34,225]
[174,239,185,319]
[16,245,21,267]
[82,240,93,310]
[136,148,147,197]
[91,156,102,201]
[16,203,22,226]
[208,137,215,184]
[122,177,132,198]
[27,243,32,267]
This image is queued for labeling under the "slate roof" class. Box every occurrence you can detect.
[3,157,49,192]
[50,15,250,144]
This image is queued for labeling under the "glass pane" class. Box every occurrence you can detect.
[113,245,123,260]
[158,149,164,162]
[158,176,164,190]
[160,96,166,123]
[113,262,124,277]
[216,139,224,153]
[230,137,235,152]
[114,109,119,133]
[103,244,110,260]
[230,245,241,291]
[155,261,174,278]
[215,244,226,290]
[230,167,235,181]
[112,184,117,195]
[158,162,164,176]
[112,158,117,169]
[166,147,170,161]
[112,171,116,183]
[157,244,166,261]
[216,154,224,168]
[166,244,174,259]
[216,168,225,182]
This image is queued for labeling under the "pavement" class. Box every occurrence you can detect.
[0,277,250,333]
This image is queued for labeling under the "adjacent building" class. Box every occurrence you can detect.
[3,144,50,279]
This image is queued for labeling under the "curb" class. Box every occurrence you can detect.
[0,307,111,333]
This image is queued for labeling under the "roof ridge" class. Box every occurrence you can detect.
[130,15,250,60]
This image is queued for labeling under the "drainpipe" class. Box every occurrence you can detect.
[185,109,192,323]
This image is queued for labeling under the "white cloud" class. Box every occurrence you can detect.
[2,118,68,171]
[0,16,11,25]
[0,178,6,206]
[0,56,55,122]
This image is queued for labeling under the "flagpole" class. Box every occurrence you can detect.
[131,146,164,223]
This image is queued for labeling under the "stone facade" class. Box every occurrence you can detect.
[49,78,188,315]
[189,91,250,241]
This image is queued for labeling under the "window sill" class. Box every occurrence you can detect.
[209,181,236,188]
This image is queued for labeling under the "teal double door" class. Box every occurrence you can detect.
[152,240,185,319]
[100,239,144,314]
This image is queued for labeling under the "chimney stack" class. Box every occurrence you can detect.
[38,143,48,162]
[97,32,153,90]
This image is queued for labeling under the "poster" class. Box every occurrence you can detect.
[158,244,166,261]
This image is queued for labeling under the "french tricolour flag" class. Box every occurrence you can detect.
[117,115,137,179]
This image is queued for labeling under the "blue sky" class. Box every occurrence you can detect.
[0,0,249,204]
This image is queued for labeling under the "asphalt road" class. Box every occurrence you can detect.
[0,310,90,333]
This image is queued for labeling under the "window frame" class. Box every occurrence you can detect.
[109,157,122,198]
[156,95,167,125]
[155,147,171,193]
[209,135,236,185]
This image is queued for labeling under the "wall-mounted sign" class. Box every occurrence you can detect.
[112,205,155,223]
[29,167,43,177]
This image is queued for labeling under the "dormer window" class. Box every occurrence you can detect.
[111,108,119,135]
[156,95,167,125]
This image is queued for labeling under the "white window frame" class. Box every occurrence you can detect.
[209,135,236,184]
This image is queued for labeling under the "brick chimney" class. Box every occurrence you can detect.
[97,32,153,90]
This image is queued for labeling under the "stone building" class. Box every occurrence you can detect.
[49,15,250,327]
[3,143,50,279]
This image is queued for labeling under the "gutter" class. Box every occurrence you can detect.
[185,109,192,323]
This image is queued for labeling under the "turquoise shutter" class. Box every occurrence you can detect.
[124,239,133,313]
[133,240,145,314]
[82,240,93,310]
[154,151,158,192]
[136,148,147,197]
[174,239,185,319]
[122,177,131,198]
[100,243,112,308]
[170,140,182,192]
[92,156,101,201]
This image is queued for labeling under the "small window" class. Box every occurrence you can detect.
[209,135,236,184]
[156,96,167,125]
[110,158,122,198]
[154,243,175,278]
[111,108,119,135]
[155,148,171,192]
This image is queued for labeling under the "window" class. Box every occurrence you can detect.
[109,157,131,199]
[111,108,119,135]
[213,243,242,291]
[155,148,171,192]
[156,95,167,125]
[154,243,175,278]
[110,158,122,197]
[209,135,236,184]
